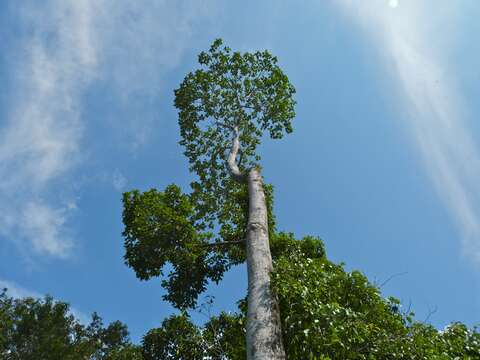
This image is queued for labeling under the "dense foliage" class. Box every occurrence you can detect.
[138,233,480,359]
[142,314,204,360]
[271,234,480,359]
[122,185,229,309]
[2,233,479,359]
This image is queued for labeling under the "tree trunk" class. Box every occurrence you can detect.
[226,128,286,359]
[245,167,286,360]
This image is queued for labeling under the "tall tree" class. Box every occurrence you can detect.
[122,39,295,359]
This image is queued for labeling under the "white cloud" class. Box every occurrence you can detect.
[334,1,480,262]
[21,201,73,257]
[1,0,216,259]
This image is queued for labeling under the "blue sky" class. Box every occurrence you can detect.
[1,0,479,341]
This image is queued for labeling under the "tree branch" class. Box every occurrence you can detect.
[378,271,408,289]
[199,240,245,248]
[227,126,247,183]
[424,305,438,323]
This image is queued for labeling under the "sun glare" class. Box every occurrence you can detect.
[389,0,399,8]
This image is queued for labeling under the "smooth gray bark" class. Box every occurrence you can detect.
[245,168,286,360]
[226,129,286,360]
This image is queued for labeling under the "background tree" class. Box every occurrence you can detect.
[123,38,295,359]
[0,289,138,360]
[142,314,203,360]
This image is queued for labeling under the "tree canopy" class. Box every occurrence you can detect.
[175,38,295,188]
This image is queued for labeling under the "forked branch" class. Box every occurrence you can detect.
[227,126,247,183]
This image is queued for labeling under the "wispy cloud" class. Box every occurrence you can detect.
[334,1,480,262]
[0,280,41,299]
[1,1,216,259]
[0,0,94,258]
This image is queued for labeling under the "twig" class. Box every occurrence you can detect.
[379,271,408,289]
[424,305,438,323]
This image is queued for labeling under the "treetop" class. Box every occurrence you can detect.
[174,38,296,183]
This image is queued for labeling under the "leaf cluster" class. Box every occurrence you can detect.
[123,185,230,309]
[122,182,276,310]
[142,314,203,360]
[141,311,245,360]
